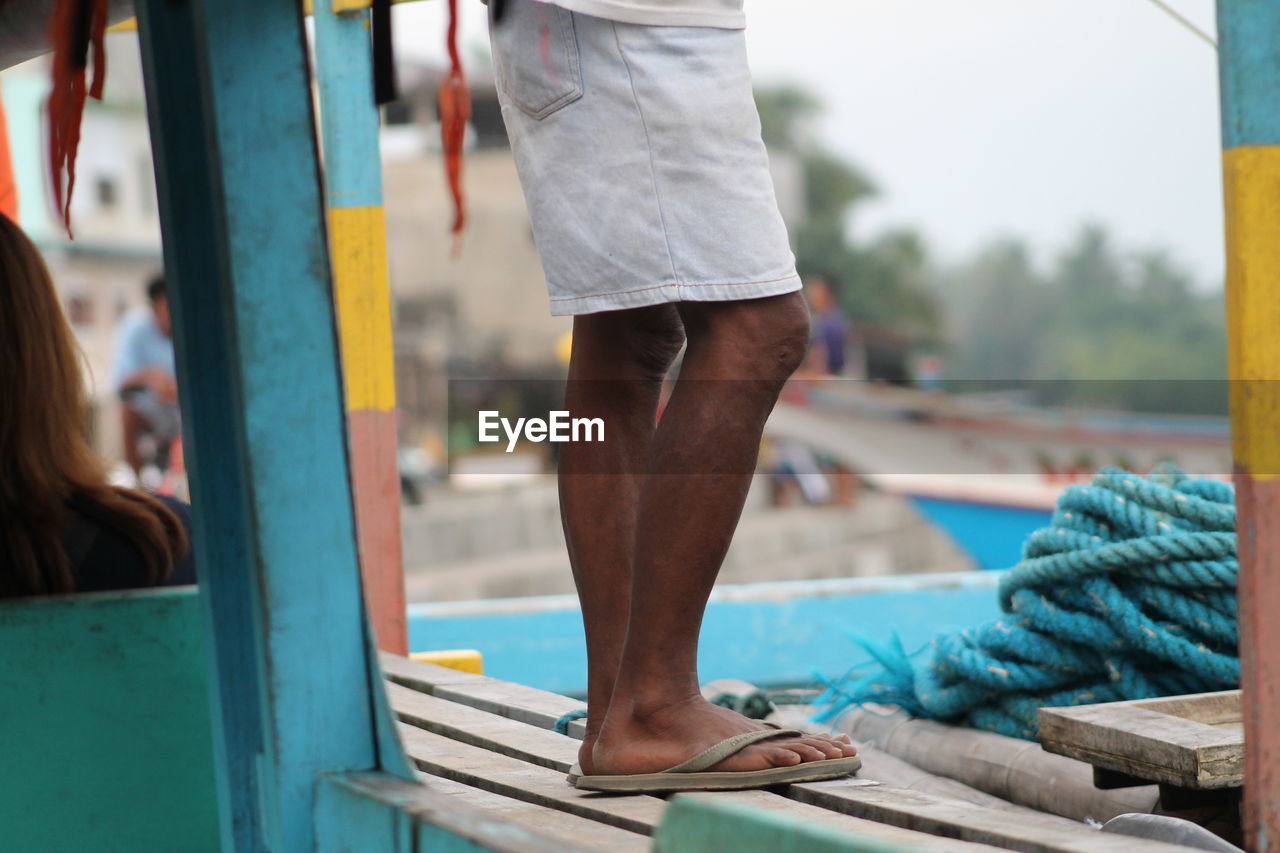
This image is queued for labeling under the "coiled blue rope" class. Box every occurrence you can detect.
[815,465,1239,740]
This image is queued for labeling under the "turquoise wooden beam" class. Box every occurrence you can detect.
[655,795,905,853]
[133,0,388,846]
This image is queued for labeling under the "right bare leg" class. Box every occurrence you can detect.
[591,293,857,776]
[559,305,686,773]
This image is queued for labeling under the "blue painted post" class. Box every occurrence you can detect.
[133,0,384,847]
[312,0,410,656]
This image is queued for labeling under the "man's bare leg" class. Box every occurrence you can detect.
[559,305,686,773]
[590,292,857,775]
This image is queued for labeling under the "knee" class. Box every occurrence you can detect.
[623,312,687,380]
[759,296,812,379]
[570,305,685,382]
[701,293,811,381]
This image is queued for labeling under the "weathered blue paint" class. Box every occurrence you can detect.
[317,773,559,853]
[315,773,414,853]
[656,794,906,853]
[312,0,416,783]
[366,618,419,780]
[908,497,1051,570]
[135,4,266,846]
[0,588,219,852]
[134,0,384,846]
[408,573,1004,696]
[1217,0,1280,148]
[312,5,384,210]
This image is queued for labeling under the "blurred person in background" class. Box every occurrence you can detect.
[0,214,194,598]
[803,274,853,377]
[113,275,180,483]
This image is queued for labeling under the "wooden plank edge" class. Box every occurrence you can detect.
[1039,740,1243,791]
[685,791,1010,852]
[415,771,652,852]
[787,780,1192,853]
[316,771,581,853]
[387,681,577,773]
[396,723,666,835]
[381,652,589,738]
[656,793,928,853]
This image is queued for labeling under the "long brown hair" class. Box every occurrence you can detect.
[0,214,187,597]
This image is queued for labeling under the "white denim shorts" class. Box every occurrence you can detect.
[489,0,801,316]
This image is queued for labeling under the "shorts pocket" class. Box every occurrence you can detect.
[491,0,584,120]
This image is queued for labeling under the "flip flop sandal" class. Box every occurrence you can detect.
[564,721,791,785]
[573,728,861,793]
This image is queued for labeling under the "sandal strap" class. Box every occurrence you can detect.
[665,728,805,774]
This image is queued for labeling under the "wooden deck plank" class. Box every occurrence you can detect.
[381,653,588,738]
[385,655,1189,852]
[687,790,1005,852]
[659,793,1009,853]
[415,772,651,851]
[396,723,666,834]
[389,682,578,772]
[1038,692,1243,789]
[317,771,571,853]
[392,678,1012,851]
[787,780,1190,853]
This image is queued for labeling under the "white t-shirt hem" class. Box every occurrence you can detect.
[532,0,746,29]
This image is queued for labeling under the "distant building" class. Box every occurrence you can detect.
[2,34,163,458]
[1,43,807,454]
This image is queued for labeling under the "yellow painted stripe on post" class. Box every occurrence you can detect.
[1224,146,1280,480]
[331,205,397,412]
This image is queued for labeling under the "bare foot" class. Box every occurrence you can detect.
[590,696,857,776]
[577,702,852,776]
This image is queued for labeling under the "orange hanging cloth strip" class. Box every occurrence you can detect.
[47,0,107,238]
[0,90,18,221]
[438,0,470,255]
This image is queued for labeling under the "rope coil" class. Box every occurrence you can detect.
[817,465,1238,740]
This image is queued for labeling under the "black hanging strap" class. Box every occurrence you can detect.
[372,0,398,105]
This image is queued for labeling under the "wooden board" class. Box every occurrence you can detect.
[396,723,667,834]
[389,672,1001,850]
[388,682,578,772]
[788,780,1190,853]
[660,793,1007,853]
[381,652,588,738]
[316,771,576,853]
[384,656,1188,852]
[416,772,651,852]
[1037,692,1243,790]
[686,790,1005,852]
[0,589,219,852]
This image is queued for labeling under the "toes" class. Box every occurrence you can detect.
[800,737,844,759]
[766,747,803,767]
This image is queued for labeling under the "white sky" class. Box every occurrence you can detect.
[394,1,1224,285]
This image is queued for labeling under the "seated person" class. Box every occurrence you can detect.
[0,214,193,598]
[113,275,180,480]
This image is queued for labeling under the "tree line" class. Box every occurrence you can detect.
[757,86,1228,415]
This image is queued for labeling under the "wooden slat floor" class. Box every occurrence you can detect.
[381,654,1191,853]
